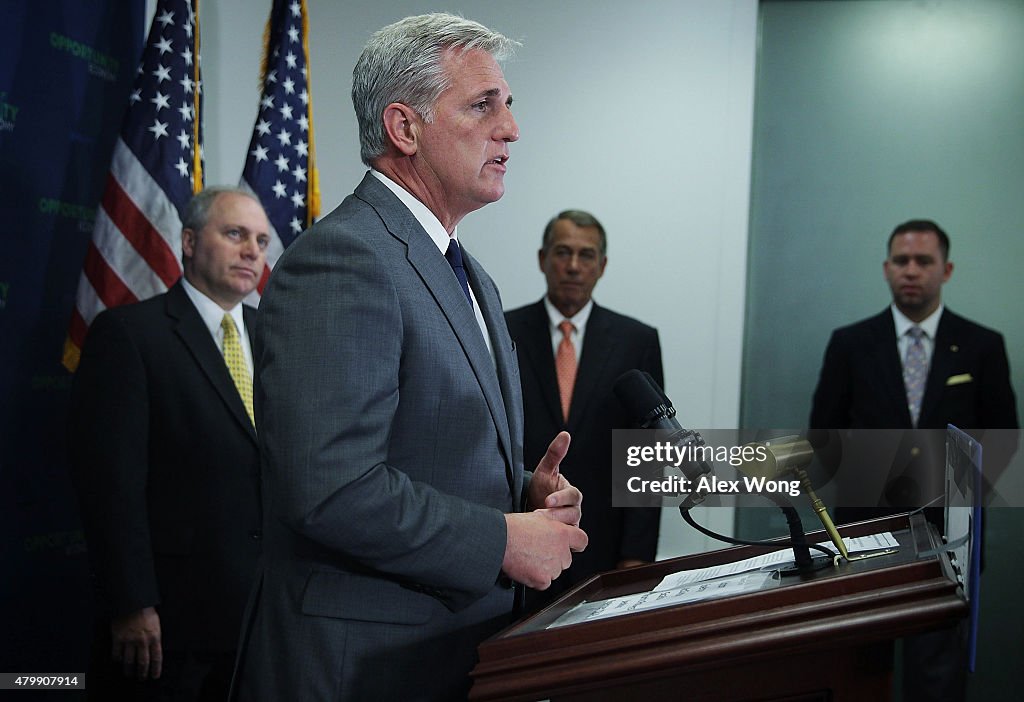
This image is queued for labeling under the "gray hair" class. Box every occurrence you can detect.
[352,13,519,166]
[180,187,260,262]
[542,210,608,255]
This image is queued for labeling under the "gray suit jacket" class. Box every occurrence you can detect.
[234,174,525,701]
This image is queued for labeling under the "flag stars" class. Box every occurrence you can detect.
[153,64,171,83]
[156,36,173,55]
[129,89,141,104]
[148,119,169,140]
[179,75,195,94]
[240,2,315,245]
[151,92,170,111]
[174,156,190,177]
[157,10,174,27]
[176,129,190,149]
[178,103,193,122]
[181,47,193,66]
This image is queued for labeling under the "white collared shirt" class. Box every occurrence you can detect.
[370,170,493,360]
[181,276,254,373]
[891,303,943,368]
[544,297,594,363]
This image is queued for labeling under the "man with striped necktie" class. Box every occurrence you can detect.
[810,219,1018,702]
[506,210,664,612]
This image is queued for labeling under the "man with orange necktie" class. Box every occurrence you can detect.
[506,209,664,611]
[69,187,269,701]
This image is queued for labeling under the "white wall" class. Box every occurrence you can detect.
[199,0,759,557]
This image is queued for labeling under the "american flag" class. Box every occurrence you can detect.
[240,0,319,287]
[64,0,202,371]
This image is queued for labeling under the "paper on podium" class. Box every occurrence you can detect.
[546,532,899,629]
[548,570,776,628]
[653,532,898,592]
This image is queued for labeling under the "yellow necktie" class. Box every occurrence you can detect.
[221,314,254,425]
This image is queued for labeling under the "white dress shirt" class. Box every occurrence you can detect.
[181,276,254,373]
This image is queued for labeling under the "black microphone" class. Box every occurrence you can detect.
[613,369,713,505]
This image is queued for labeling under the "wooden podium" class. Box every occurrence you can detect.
[470,513,967,701]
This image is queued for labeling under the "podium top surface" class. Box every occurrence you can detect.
[477,511,958,659]
[504,513,957,638]
[471,513,966,701]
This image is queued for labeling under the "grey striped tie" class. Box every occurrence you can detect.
[903,326,927,427]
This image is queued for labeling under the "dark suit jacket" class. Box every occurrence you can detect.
[809,307,1018,515]
[506,299,663,605]
[69,280,262,655]
[810,308,1017,431]
[234,174,525,701]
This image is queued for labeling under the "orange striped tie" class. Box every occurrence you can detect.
[556,320,576,422]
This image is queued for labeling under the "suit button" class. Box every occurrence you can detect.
[248,529,262,541]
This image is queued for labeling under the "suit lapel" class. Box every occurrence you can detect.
[244,305,257,349]
[517,301,564,428]
[463,249,521,495]
[568,304,616,432]
[920,309,960,426]
[166,283,258,443]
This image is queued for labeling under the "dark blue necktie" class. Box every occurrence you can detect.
[444,238,472,305]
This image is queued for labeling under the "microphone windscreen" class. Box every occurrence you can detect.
[613,369,668,422]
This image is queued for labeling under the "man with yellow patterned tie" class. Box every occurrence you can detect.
[69,187,270,701]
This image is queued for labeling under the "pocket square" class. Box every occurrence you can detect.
[946,373,973,386]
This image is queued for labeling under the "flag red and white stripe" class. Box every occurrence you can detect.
[64,0,202,371]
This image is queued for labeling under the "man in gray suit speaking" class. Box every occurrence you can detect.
[232,13,587,701]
